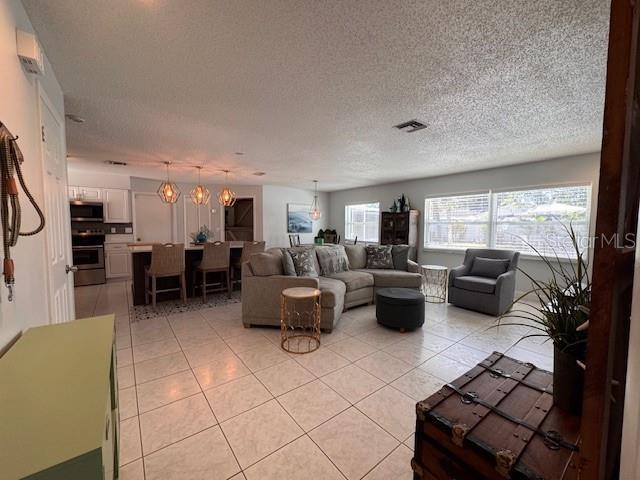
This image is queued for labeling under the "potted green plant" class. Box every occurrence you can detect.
[499,225,589,415]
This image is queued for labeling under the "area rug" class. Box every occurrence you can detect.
[130,291,241,321]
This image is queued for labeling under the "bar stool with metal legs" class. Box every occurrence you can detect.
[193,241,231,302]
[144,243,186,308]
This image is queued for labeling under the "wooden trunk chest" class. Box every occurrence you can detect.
[412,352,581,480]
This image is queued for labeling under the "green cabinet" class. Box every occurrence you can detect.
[0,315,118,480]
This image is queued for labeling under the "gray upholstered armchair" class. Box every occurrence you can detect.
[448,249,519,316]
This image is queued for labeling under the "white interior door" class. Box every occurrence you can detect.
[40,89,75,323]
[133,192,174,243]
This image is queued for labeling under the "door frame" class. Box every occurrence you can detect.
[221,196,256,241]
[37,81,75,322]
[131,191,178,243]
[580,0,639,477]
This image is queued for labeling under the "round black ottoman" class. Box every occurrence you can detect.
[376,288,425,331]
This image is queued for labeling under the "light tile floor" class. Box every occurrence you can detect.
[76,281,553,480]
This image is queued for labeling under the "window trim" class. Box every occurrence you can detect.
[423,183,592,261]
[344,201,381,243]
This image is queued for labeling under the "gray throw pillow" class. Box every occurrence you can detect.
[469,257,510,278]
[251,253,284,276]
[391,245,410,271]
[280,248,297,276]
[365,245,394,269]
[289,249,319,277]
[316,245,349,276]
[344,245,366,269]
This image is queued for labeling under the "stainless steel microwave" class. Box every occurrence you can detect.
[70,201,104,222]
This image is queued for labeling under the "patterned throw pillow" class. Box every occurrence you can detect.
[316,245,349,276]
[288,249,319,277]
[365,245,394,269]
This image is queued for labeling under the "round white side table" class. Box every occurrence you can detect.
[420,265,448,303]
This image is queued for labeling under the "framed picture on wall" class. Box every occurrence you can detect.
[287,203,312,233]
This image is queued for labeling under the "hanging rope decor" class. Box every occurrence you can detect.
[0,122,46,301]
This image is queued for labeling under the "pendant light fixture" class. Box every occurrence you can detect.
[190,166,210,205]
[157,161,181,204]
[309,180,322,220]
[217,169,236,207]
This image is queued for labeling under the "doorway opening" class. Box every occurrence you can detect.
[224,198,254,241]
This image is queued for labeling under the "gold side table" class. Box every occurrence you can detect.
[421,265,448,303]
[280,287,322,354]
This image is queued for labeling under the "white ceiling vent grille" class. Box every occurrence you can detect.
[393,119,427,132]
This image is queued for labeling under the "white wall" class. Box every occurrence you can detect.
[68,166,131,190]
[328,153,600,291]
[130,177,263,243]
[262,185,329,248]
[0,0,65,348]
[620,220,640,479]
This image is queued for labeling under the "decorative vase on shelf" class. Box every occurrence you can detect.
[390,200,398,213]
[499,224,588,416]
[398,194,406,212]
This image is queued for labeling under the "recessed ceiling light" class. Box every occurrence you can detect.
[393,119,427,132]
[253,171,266,176]
[65,114,86,124]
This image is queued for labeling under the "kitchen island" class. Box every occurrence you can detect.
[128,242,244,305]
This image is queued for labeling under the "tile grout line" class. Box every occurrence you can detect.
[126,281,146,479]
[108,292,552,478]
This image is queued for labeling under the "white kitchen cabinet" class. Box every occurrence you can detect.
[69,186,103,201]
[105,243,131,279]
[103,188,131,223]
[68,186,79,200]
[80,187,102,201]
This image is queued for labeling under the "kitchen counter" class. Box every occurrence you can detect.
[128,241,245,252]
[129,242,245,305]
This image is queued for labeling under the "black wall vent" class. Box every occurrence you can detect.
[393,119,427,132]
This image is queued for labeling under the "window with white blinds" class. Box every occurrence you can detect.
[345,203,380,242]
[493,185,591,258]
[424,193,490,249]
[424,184,591,259]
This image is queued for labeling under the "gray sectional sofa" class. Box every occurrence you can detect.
[241,245,422,332]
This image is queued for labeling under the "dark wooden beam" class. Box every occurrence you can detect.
[579,0,639,478]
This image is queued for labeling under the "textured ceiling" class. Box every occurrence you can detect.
[22,0,610,191]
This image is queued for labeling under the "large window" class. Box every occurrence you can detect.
[424,184,591,259]
[424,193,490,249]
[345,202,380,242]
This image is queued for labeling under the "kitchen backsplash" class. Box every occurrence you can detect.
[102,223,133,234]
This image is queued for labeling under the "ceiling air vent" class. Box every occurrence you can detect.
[393,119,427,133]
[104,160,128,166]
